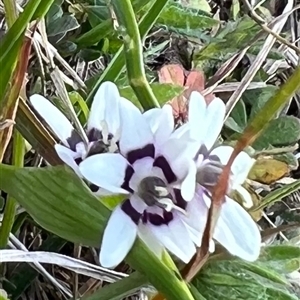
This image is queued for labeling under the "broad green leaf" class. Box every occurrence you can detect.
[224,117,244,133]
[228,99,247,130]
[252,116,300,150]
[243,86,279,121]
[158,2,218,30]
[47,14,79,38]
[85,5,110,27]
[259,245,300,273]
[193,246,300,300]
[194,16,260,63]
[0,164,194,300]
[120,83,185,109]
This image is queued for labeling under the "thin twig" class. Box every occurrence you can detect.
[225,0,294,120]
[9,234,72,298]
[242,0,300,55]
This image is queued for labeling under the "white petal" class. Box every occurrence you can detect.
[181,186,208,235]
[30,94,74,146]
[188,91,207,142]
[54,144,81,177]
[181,161,197,201]
[210,146,255,186]
[236,185,253,208]
[203,97,225,150]
[149,218,196,263]
[159,138,199,181]
[138,223,164,258]
[79,153,130,194]
[144,105,174,146]
[88,81,121,135]
[119,97,153,154]
[100,205,137,268]
[129,194,148,214]
[171,123,189,139]
[214,196,261,261]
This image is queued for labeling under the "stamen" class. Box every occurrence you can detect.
[154,186,169,197]
[157,198,187,215]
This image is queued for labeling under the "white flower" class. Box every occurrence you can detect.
[183,91,261,261]
[30,82,121,183]
[79,98,202,268]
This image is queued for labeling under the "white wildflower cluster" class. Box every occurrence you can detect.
[30,82,261,268]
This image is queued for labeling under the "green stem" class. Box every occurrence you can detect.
[82,272,149,300]
[0,131,24,248]
[110,0,159,110]
[3,0,18,28]
[85,0,169,109]
[127,240,195,300]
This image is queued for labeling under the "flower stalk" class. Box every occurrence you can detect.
[85,0,169,109]
[109,0,160,110]
[0,130,24,248]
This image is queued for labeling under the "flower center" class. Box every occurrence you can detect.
[138,176,186,214]
[196,161,224,189]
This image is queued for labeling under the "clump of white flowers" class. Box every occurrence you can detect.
[31,82,261,268]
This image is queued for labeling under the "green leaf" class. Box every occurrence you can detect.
[0,164,194,300]
[158,2,218,30]
[82,272,148,300]
[193,246,300,300]
[47,14,79,38]
[119,83,185,109]
[259,245,300,273]
[0,164,109,245]
[243,86,279,121]
[227,99,247,131]
[252,116,300,150]
[86,5,110,27]
[194,16,260,63]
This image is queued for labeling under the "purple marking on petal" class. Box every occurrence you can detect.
[87,128,103,142]
[148,213,165,225]
[89,183,100,192]
[75,157,83,165]
[87,141,109,157]
[153,156,177,183]
[173,188,187,209]
[163,211,173,223]
[142,213,148,224]
[87,128,113,143]
[121,199,141,225]
[127,144,155,165]
[147,212,173,225]
[121,165,134,193]
[67,130,83,151]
